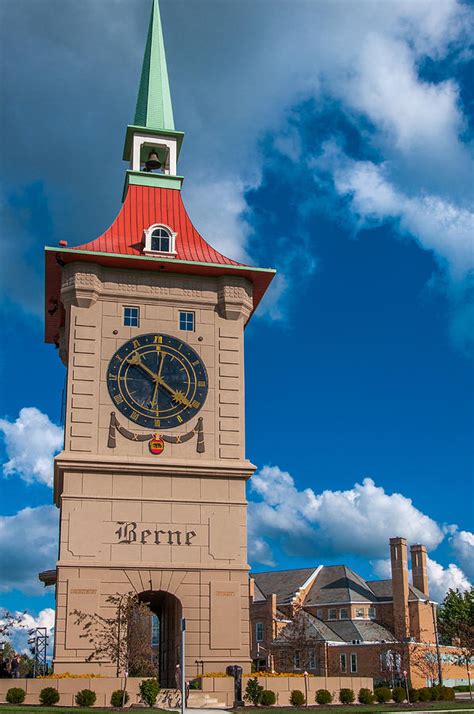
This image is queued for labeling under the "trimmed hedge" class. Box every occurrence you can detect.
[339,688,355,704]
[418,687,433,702]
[358,688,374,704]
[260,689,276,706]
[374,686,391,703]
[75,689,96,707]
[39,687,60,705]
[290,689,305,706]
[6,688,26,705]
[392,686,406,703]
[110,689,129,707]
[315,688,333,704]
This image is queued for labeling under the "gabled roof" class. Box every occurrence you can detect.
[304,565,377,606]
[367,579,428,603]
[252,568,316,605]
[135,0,174,131]
[274,611,344,645]
[328,619,397,644]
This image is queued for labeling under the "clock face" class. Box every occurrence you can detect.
[107,333,208,430]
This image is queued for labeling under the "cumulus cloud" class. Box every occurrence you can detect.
[449,529,474,580]
[0,506,58,595]
[0,407,63,488]
[372,556,471,602]
[323,150,474,281]
[248,465,444,561]
[2,608,55,657]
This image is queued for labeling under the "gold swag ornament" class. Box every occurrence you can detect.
[107,411,205,454]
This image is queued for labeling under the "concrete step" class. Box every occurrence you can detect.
[187,692,227,708]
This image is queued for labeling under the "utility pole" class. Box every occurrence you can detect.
[427,600,443,686]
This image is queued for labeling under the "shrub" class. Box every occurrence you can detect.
[6,688,26,705]
[260,690,276,706]
[358,688,374,704]
[339,688,355,704]
[189,679,201,690]
[392,687,406,703]
[315,689,333,705]
[408,687,419,703]
[245,677,264,705]
[75,689,96,707]
[139,678,160,707]
[110,689,129,707]
[374,686,391,703]
[437,686,455,701]
[417,687,432,702]
[290,689,305,706]
[39,687,60,705]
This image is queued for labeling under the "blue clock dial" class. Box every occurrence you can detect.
[107,333,208,429]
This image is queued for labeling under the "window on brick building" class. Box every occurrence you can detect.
[294,651,301,669]
[355,607,365,618]
[340,608,349,620]
[309,649,316,670]
[256,622,264,642]
[368,606,376,619]
[124,306,140,327]
[340,653,347,673]
[350,653,357,673]
[316,609,323,619]
[328,608,337,620]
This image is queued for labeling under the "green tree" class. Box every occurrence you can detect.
[437,588,474,699]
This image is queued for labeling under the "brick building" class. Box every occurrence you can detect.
[250,537,470,688]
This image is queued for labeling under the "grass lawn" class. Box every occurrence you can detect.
[240,705,474,713]
[0,708,164,713]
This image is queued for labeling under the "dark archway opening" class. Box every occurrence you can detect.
[139,590,182,688]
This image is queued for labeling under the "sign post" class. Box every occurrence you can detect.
[181,618,186,714]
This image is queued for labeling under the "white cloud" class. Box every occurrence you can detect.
[0,505,58,595]
[427,557,472,603]
[325,151,474,281]
[183,177,252,264]
[0,407,63,488]
[3,608,55,657]
[249,465,444,562]
[449,529,474,580]
[372,556,471,602]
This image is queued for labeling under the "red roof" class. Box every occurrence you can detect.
[76,185,242,265]
[44,185,274,344]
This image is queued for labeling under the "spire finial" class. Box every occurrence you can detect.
[134,0,175,131]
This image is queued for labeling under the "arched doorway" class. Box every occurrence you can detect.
[139,590,182,688]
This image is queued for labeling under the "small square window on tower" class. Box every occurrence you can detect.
[124,306,140,327]
[179,311,195,331]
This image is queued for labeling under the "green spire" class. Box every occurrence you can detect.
[134,0,175,131]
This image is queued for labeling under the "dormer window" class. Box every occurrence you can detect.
[143,224,177,256]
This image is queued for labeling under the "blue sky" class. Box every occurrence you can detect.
[0,0,473,638]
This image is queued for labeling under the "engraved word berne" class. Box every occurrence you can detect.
[115,521,196,546]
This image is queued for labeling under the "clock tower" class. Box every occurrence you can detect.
[43,0,274,681]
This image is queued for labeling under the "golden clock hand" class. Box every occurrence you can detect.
[155,374,192,408]
[128,353,157,382]
[150,353,165,409]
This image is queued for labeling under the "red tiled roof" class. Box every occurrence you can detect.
[44,185,275,344]
[76,185,242,265]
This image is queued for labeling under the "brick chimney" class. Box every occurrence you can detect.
[411,543,429,597]
[390,536,410,641]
